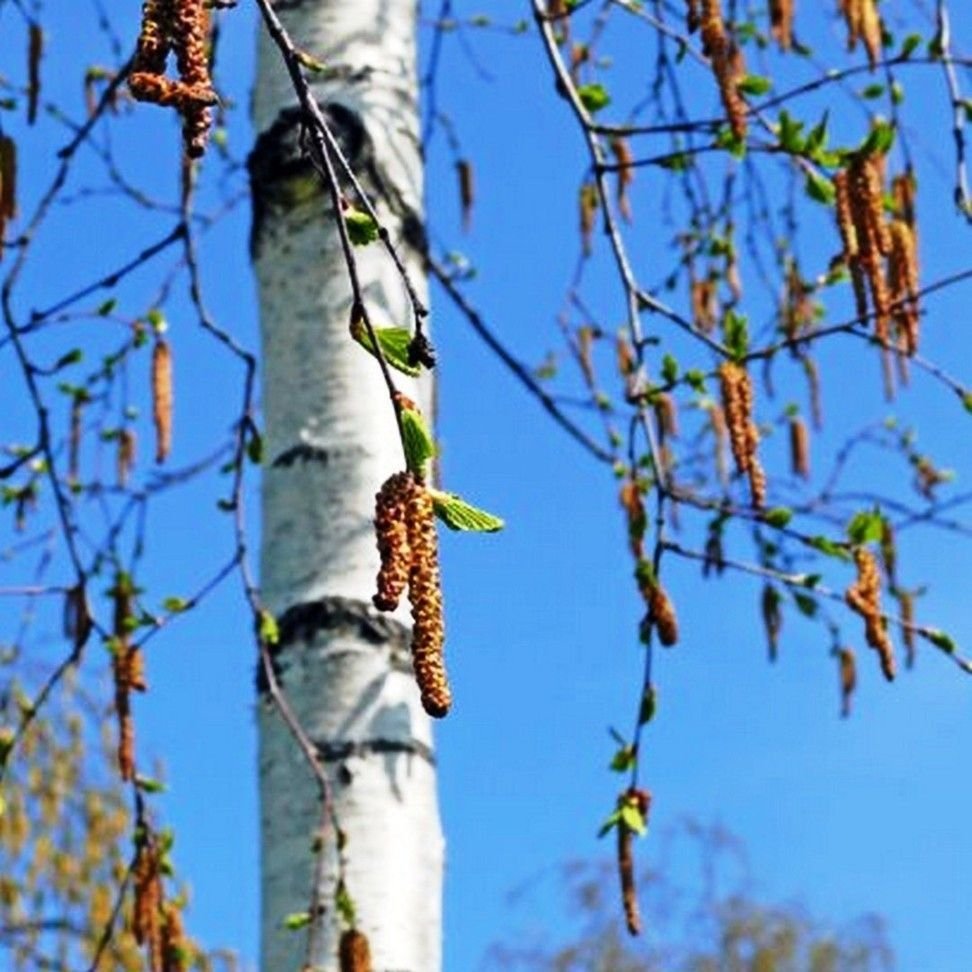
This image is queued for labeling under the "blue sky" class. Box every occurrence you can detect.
[3,2,972,970]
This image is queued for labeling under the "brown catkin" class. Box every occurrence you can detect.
[649,583,679,647]
[611,136,634,222]
[457,159,474,231]
[838,647,857,718]
[27,23,43,126]
[718,362,765,507]
[152,339,173,463]
[887,219,920,355]
[161,902,188,972]
[789,416,810,479]
[579,182,598,256]
[339,929,373,972]
[654,393,679,439]
[691,278,718,332]
[406,485,450,718]
[898,589,916,669]
[840,0,882,68]
[373,472,415,612]
[618,824,640,936]
[845,548,895,680]
[768,0,794,50]
[700,0,747,140]
[133,0,172,76]
[879,519,896,586]
[132,837,163,972]
[118,426,137,487]
[69,398,83,482]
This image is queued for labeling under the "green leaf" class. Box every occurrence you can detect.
[351,325,421,377]
[777,110,805,153]
[763,507,793,528]
[658,151,691,171]
[135,775,167,794]
[620,802,646,835]
[724,310,749,360]
[344,207,379,245]
[610,744,637,773]
[259,609,280,646]
[334,881,356,926]
[684,369,707,393]
[737,74,772,96]
[55,349,83,370]
[247,429,264,465]
[899,33,922,60]
[925,629,956,654]
[96,298,117,316]
[400,407,436,475]
[577,83,611,113]
[715,126,746,159]
[638,685,657,725]
[804,170,836,206]
[847,508,884,545]
[661,354,679,384]
[282,912,311,931]
[597,809,622,838]
[963,392,972,414]
[807,536,850,560]
[162,596,188,613]
[861,83,885,100]
[431,491,504,532]
[860,119,895,157]
[792,591,818,618]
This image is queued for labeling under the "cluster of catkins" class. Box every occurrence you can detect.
[718,361,766,508]
[373,472,450,718]
[834,156,921,362]
[129,0,215,157]
[845,547,896,681]
[688,0,748,141]
[132,833,189,972]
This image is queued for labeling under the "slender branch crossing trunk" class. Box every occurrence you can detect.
[249,3,442,969]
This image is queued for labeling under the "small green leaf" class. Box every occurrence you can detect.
[899,33,922,60]
[247,430,264,465]
[135,775,167,794]
[792,591,818,618]
[724,310,749,360]
[334,881,356,926]
[658,151,691,171]
[804,170,836,206]
[860,119,895,157]
[282,912,311,931]
[400,407,436,475]
[961,392,972,414]
[162,597,188,613]
[737,74,772,96]
[351,325,421,377]
[97,298,117,316]
[55,349,83,370]
[925,629,956,654]
[259,609,280,646]
[597,809,622,838]
[620,802,646,835]
[431,491,504,532]
[344,207,379,245]
[661,354,679,385]
[861,83,885,100]
[847,508,883,545]
[146,308,166,331]
[763,507,793,528]
[577,83,611,113]
[685,369,707,393]
[638,685,657,725]
[610,744,637,773]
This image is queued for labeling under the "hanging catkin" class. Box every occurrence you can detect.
[372,472,414,612]
[845,548,895,680]
[406,484,450,718]
[339,929,372,972]
[152,339,173,463]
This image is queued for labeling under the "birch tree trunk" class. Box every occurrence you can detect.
[249,3,442,969]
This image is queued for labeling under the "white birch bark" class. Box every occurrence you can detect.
[250,2,442,969]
